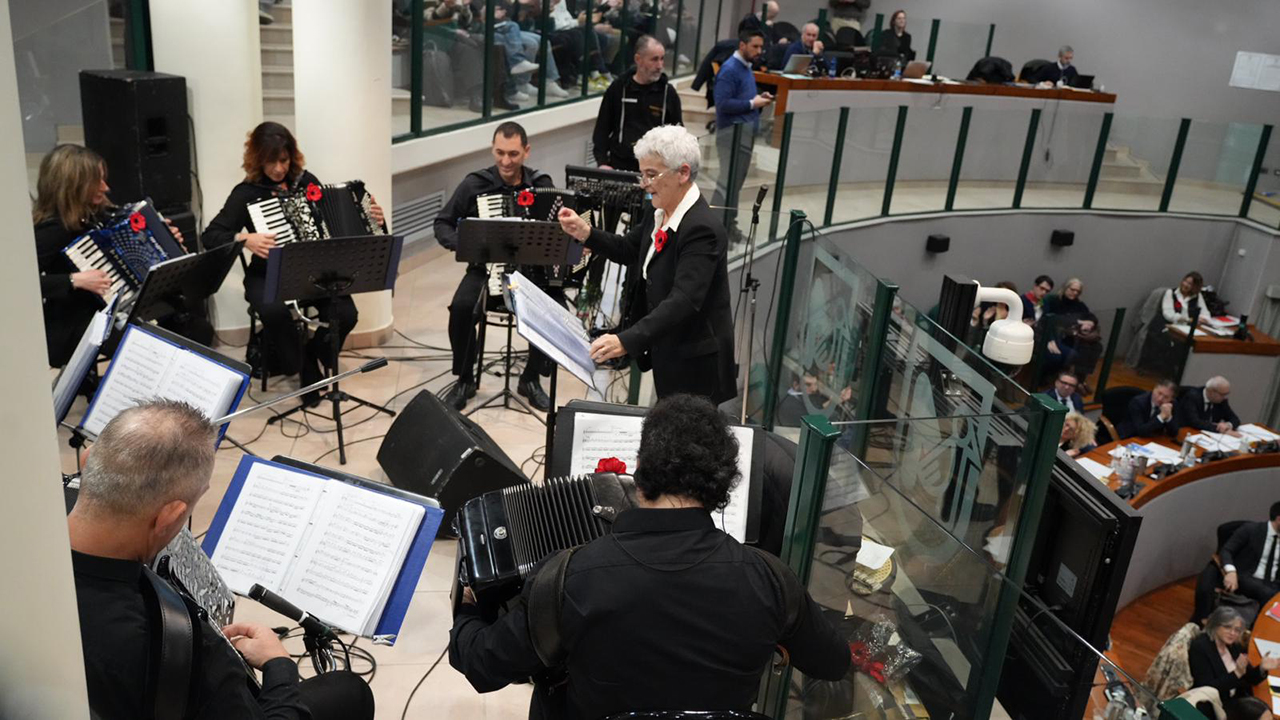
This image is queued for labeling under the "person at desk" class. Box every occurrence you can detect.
[1040,370,1085,412]
[781,23,828,74]
[1176,376,1242,436]
[1218,503,1280,608]
[876,10,915,62]
[1059,411,1097,457]
[1121,378,1178,439]
[1164,271,1208,325]
[1044,45,1078,86]
[1187,607,1279,707]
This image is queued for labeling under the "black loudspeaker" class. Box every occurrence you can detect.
[926,234,951,253]
[79,70,191,209]
[377,390,526,529]
[162,207,199,250]
[1050,229,1074,247]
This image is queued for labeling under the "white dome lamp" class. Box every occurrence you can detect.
[975,283,1035,365]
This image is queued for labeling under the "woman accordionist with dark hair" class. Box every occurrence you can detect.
[32,144,205,369]
[203,121,384,404]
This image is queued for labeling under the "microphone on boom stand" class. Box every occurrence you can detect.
[738,185,769,424]
[249,583,348,673]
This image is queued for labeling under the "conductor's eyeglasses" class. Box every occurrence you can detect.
[639,168,673,186]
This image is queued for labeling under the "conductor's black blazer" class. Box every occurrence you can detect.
[1186,632,1265,703]
[584,195,737,404]
[1175,386,1242,432]
[1219,520,1271,577]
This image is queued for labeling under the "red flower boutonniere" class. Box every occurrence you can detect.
[849,641,886,683]
[129,212,146,232]
[517,189,535,207]
[653,228,669,253]
[595,457,627,474]
[305,183,323,202]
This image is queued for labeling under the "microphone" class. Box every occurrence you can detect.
[248,583,336,638]
[752,185,769,223]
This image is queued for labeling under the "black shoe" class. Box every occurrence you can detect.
[517,378,551,412]
[443,380,477,411]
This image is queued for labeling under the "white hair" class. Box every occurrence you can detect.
[633,125,701,181]
[1059,45,1073,57]
[1206,376,1230,391]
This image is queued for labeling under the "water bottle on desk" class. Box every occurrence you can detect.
[892,58,903,80]
[1180,438,1197,467]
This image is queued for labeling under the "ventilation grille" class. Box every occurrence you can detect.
[392,189,446,245]
[585,139,596,167]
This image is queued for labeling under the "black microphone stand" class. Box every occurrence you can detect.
[738,186,769,424]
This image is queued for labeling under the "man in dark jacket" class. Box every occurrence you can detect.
[1120,379,1177,439]
[592,35,683,172]
[434,121,561,411]
[1175,376,1242,435]
[559,125,738,403]
[1219,502,1280,606]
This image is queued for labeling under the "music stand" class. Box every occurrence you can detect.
[125,241,243,326]
[457,219,579,419]
[262,235,404,465]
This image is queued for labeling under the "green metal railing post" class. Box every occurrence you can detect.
[823,107,851,226]
[581,5,595,97]
[870,13,883,51]
[971,396,1064,718]
[649,0,659,49]
[713,0,724,53]
[1012,108,1041,208]
[626,359,642,404]
[672,0,685,75]
[482,0,496,117]
[1159,118,1193,212]
[761,210,806,431]
[984,23,994,58]
[848,279,899,458]
[944,106,973,211]
[769,113,795,240]
[925,18,940,64]
[1240,124,1274,218]
[816,9,828,34]
[410,0,425,134]
[537,0,552,105]
[614,0,630,77]
[1082,112,1114,209]
[1092,307,1126,402]
[126,0,153,71]
[723,122,744,228]
[692,0,707,73]
[881,105,909,215]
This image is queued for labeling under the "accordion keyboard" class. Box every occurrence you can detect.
[247,198,299,245]
[64,235,129,300]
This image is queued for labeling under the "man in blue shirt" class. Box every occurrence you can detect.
[781,23,828,74]
[712,29,773,238]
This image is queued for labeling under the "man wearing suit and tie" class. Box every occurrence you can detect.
[1121,378,1178,439]
[558,125,737,404]
[1219,502,1280,607]
[1043,45,1078,86]
[1176,375,1243,436]
[1040,371,1085,413]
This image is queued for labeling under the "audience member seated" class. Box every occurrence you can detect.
[1040,370,1085,412]
[1021,274,1053,326]
[1122,378,1178,439]
[1164,271,1209,325]
[876,9,914,62]
[1059,411,1097,457]
[776,368,830,426]
[782,22,828,73]
[548,0,613,90]
[738,2,791,69]
[1176,376,1242,436]
[1218,505,1280,610]
[1187,607,1278,710]
[423,0,517,111]
[1042,311,1103,391]
[1044,276,1089,317]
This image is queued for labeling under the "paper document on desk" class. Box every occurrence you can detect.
[1141,443,1184,465]
[1255,637,1280,660]
[855,539,894,569]
[1187,432,1245,453]
[1239,424,1280,442]
[1168,323,1210,337]
[1204,315,1240,329]
[1073,457,1114,481]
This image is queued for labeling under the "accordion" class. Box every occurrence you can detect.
[456,472,636,593]
[247,179,386,244]
[62,201,185,304]
[474,186,589,294]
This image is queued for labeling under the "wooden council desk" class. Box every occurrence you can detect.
[1166,324,1280,423]
[1077,429,1280,609]
[751,73,1118,146]
[1250,592,1280,705]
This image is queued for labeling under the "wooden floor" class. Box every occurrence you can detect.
[1105,576,1197,688]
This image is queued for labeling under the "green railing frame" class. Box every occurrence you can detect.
[1159,698,1207,720]
[580,6,594,97]
[816,8,829,34]
[971,396,1065,717]
[626,360,642,404]
[482,0,496,116]
[672,0,685,74]
[824,107,851,226]
[881,105,909,215]
[692,0,708,73]
[848,279,898,458]
[768,113,795,240]
[761,210,806,430]
[871,12,884,51]
[409,0,425,134]
[1092,307,1126,401]
[649,0,660,56]
[1082,111,1114,209]
[944,106,973,211]
[925,18,940,64]
[1159,117,1193,212]
[126,0,153,71]
[1012,108,1041,208]
[984,23,995,57]
[1240,124,1274,218]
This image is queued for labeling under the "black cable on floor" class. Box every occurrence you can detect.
[400,647,448,720]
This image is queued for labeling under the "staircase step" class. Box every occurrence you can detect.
[262,43,292,66]
[1096,177,1164,196]
[1099,162,1147,179]
[109,17,125,42]
[263,89,294,116]
[262,65,294,91]
[266,2,291,25]
[260,23,292,45]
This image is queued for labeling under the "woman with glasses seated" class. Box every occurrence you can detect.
[1187,606,1278,710]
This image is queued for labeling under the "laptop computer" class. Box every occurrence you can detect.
[781,53,812,75]
[1068,73,1095,90]
[902,60,932,79]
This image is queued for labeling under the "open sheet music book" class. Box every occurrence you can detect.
[203,456,444,641]
[507,269,601,389]
[79,324,250,441]
[52,298,116,424]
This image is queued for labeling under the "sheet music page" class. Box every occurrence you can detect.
[209,461,327,595]
[157,350,245,421]
[277,482,424,636]
[82,328,177,436]
[54,309,111,424]
[509,270,597,388]
[714,426,754,542]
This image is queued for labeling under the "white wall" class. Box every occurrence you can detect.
[0,0,91,715]
[1219,223,1280,319]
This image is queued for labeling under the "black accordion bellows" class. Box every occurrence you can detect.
[457,472,636,591]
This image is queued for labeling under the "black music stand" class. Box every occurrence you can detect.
[126,241,243,326]
[262,235,404,465]
[457,219,578,419]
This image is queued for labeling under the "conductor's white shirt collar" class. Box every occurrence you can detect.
[643,183,700,279]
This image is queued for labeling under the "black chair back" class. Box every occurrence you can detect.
[834,26,864,49]
[1217,520,1249,550]
[1096,385,1145,444]
[1019,58,1054,83]
[773,21,800,43]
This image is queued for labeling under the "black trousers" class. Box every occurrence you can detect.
[448,265,561,384]
[1193,561,1278,623]
[244,273,358,378]
[298,670,375,720]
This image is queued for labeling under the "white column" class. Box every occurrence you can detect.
[292,0,395,346]
[150,0,264,338]
[0,0,91,715]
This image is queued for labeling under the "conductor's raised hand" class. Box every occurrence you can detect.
[240,232,278,259]
[589,333,626,363]
[222,622,289,669]
[558,207,591,241]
